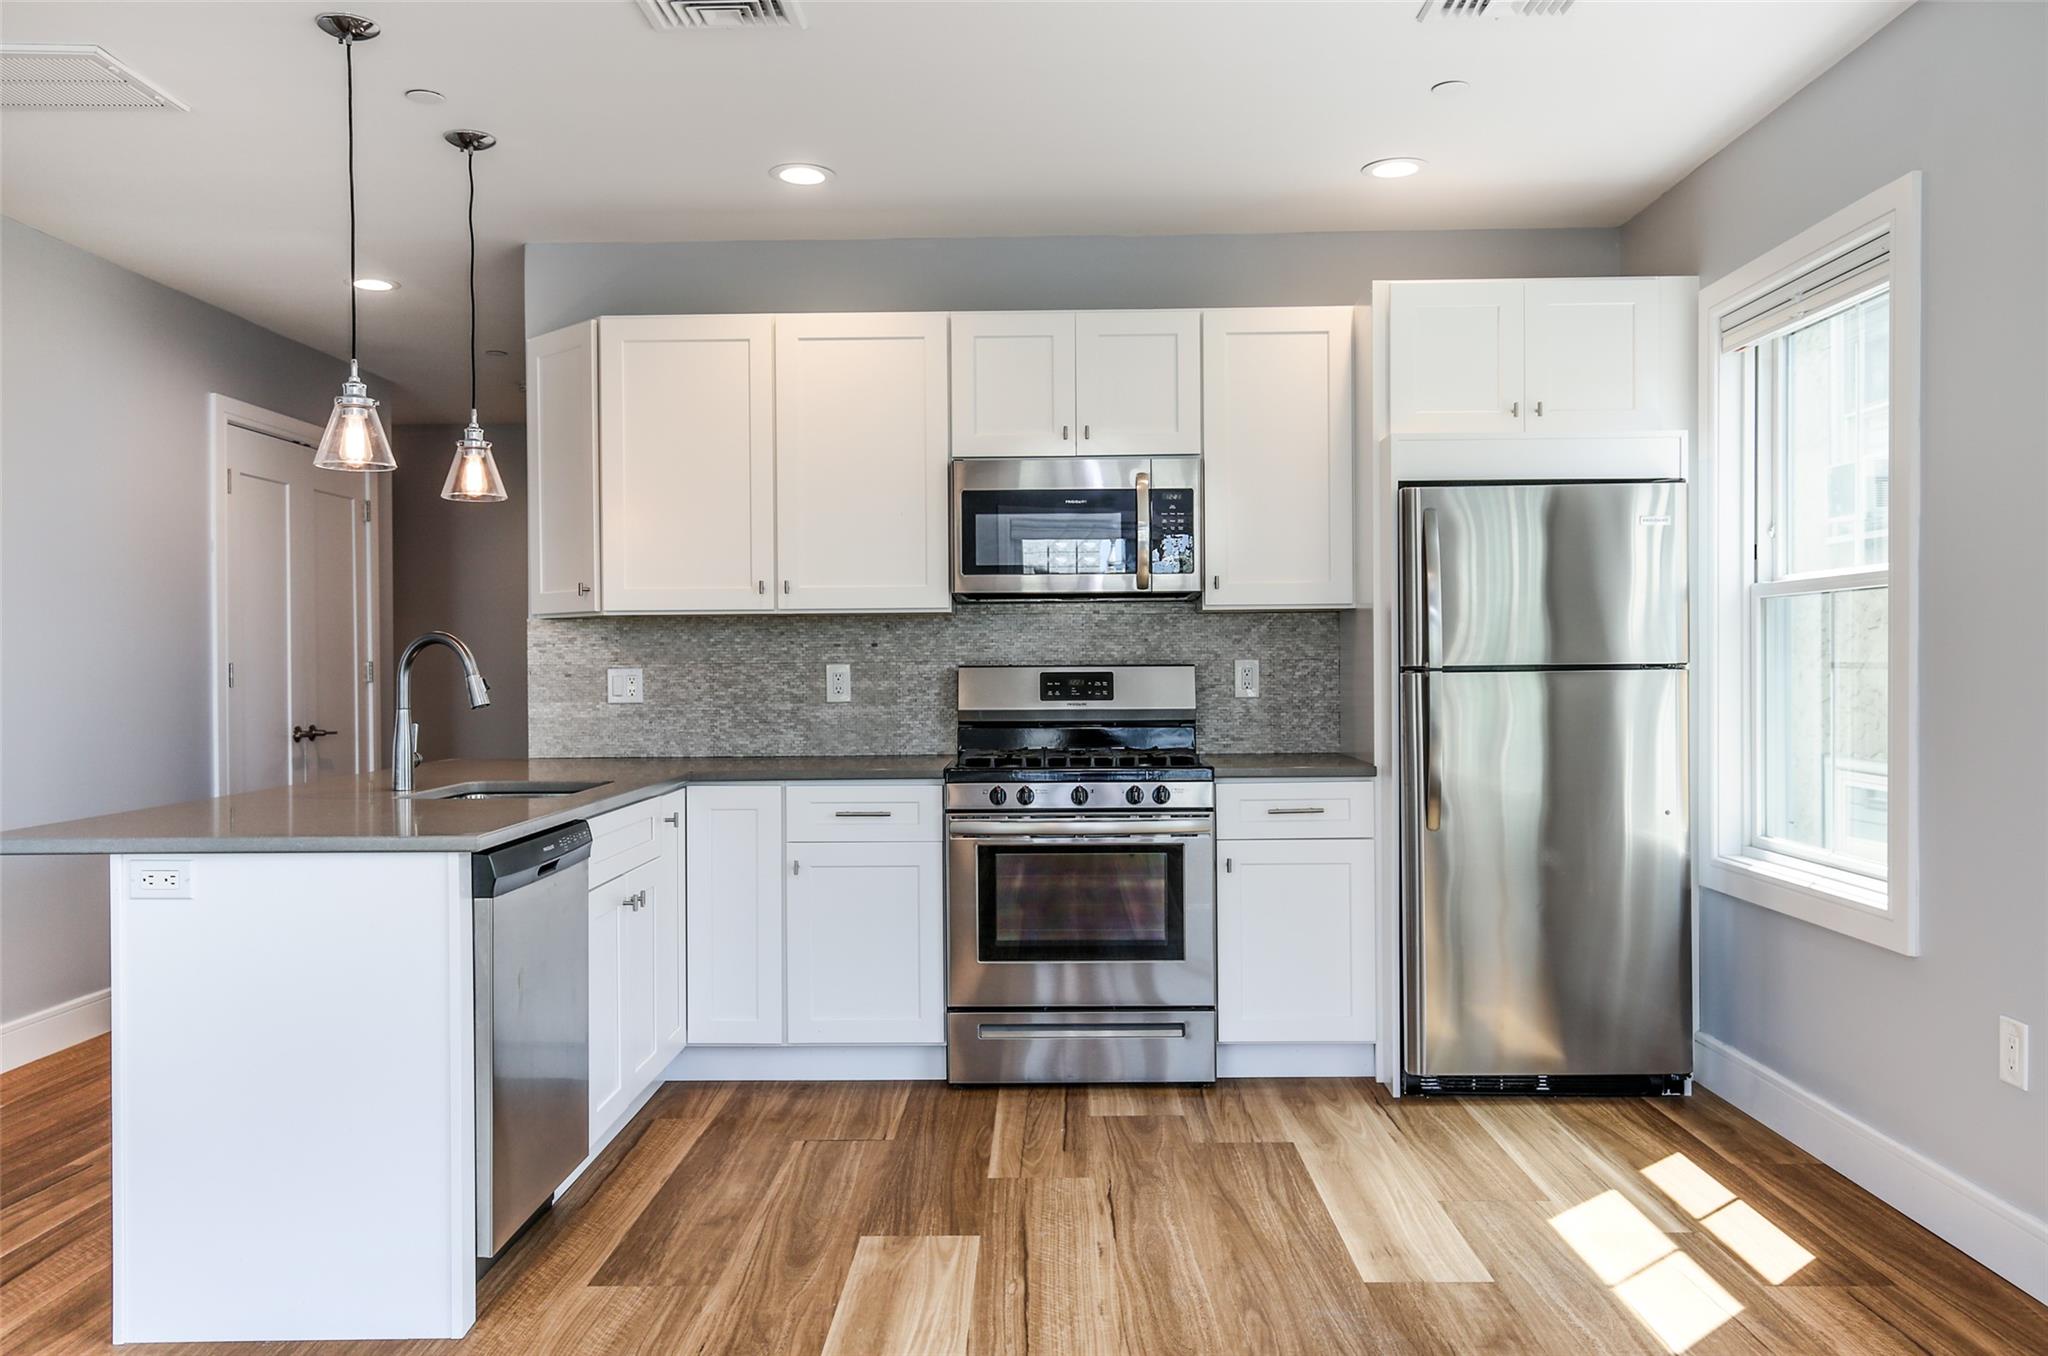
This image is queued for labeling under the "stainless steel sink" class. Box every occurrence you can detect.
[409,780,610,801]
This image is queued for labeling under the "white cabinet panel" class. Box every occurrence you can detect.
[1525,278,1681,434]
[587,797,665,889]
[599,315,775,611]
[589,856,662,1139]
[950,312,1077,457]
[1218,838,1376,1043]
[685,785,784,1044]
[774,314,951,611]
[526,321,600,615]
[1217,779,1376,840]
[654,790,687,1061]
[785,841,944,1045]
[1389,282,1526,435]
[1075,310,1202,456]
[1202,307,1355,609]
[785,782,943,844]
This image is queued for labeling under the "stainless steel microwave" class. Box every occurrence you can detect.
[951,456,1201,599]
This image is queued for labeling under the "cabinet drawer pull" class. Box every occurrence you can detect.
[833,810,892,819]
[1266,805,1328,815]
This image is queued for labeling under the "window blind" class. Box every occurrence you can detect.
[1720,232,1890,352]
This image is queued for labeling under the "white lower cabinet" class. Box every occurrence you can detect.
[588,855,663,1138]
[786,841,944,1045]
[1217,781,1377,1044]
[685,784,786,1044]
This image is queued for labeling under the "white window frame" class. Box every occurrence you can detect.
[1696,172,1921,956]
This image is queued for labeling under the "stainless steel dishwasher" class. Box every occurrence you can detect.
[473,820,592,1262]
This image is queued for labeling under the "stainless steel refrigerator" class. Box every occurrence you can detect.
[1399,481,1691,1094]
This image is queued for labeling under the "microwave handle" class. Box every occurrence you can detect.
[1135,468,1151,591]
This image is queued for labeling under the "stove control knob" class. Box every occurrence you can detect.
[1152,785,1173,805]
[1070,785,1090,806]
[1015,786,1035,806]
[988,786,1007,806]
[1125,785,1145,805]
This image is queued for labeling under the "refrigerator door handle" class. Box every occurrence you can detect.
[1422,674,1442,832]
[1400,673,1428,1074]
[1422,506,1444,669]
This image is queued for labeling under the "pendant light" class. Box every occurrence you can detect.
[312,13,396,472]
[441,129,506,502]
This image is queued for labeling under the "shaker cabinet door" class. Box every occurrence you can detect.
[685,785,786,1044]
[1075,310,1202,456]
[1388,281,1526,435]
[785,841,944,1045]
[527,321,601,615]
[950,312,1077,457]
[1217,837,1376,1044]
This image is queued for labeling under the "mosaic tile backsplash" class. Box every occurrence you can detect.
[528,604,1342,758]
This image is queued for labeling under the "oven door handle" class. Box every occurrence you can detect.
[947,817,1214,839]
[977,1021,1187,1040]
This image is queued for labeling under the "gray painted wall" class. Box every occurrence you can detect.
[525,227,1618,334]
[391,423,530,762]
[1622,0,2048,1219]
[0,218,390,1025]
[530,606,1339,759]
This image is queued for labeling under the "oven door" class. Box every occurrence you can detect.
[946,814,1216,1008]
[952,456,1200,597]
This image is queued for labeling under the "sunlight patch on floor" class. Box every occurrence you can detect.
[1640,1152,1816,1285]
[1550,1189,1742,1354]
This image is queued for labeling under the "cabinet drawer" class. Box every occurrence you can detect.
[785,783,943,843]
[586,796,672,888]
[1217,780,1375,840]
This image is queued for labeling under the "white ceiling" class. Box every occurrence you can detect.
[1,0,1908,423]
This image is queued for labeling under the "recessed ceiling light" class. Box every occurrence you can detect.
[1362,157,1426,179]
[404,88,446,105]
[1430,79,1470,96]
[771,163,833,186]
[352,277,398,291]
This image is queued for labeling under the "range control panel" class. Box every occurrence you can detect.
[1040,670,1114,703]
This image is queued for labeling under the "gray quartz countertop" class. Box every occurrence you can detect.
[1209,753,1378,779]
[0,756,953,855]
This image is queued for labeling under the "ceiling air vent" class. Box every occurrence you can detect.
[1,44,187,110]
[636,0,807,31]
[1415,0,1573,19]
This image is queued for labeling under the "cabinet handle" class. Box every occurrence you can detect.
[1212,574,1221,590]
[1061,424,1070,441]
[576,582,592,597]
[663,813,679,827]
[834,810,892,818]
[1083,424,1091,440]
[783,580,791,594]
[1509,401,1519,418]
[1533,400,1544,417]
[791,860,801,876]
[1266,805,1328,816]
[1225,857,1233,873]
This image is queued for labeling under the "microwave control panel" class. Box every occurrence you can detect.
[1149,487,1196,575]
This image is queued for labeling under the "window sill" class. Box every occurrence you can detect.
[1699,852,1916,956]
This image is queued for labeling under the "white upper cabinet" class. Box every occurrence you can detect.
[1074,310,1202,456]
[1522,278,1684,434]
[950,312,1077,457]
[1388,278,1691,436]
[1202,307,1356,609]
[685,784,785,1045]
[1388,281,1526,435]
[526,321,601,616]
[599,314,776,612]
[774,314,951,612]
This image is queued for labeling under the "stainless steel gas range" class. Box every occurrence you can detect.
[943,665,1217,1085]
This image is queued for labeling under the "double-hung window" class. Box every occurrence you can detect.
[1699,174,1920,954]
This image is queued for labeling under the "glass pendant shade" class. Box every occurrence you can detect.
[441,416,506,501]
[314,366,396,472]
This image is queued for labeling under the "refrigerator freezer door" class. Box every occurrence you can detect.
[1403,668,1691,1077]
[1399,482,1688,669]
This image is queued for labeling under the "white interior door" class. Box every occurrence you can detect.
[217,416,375,793]
[1076,310,1202,455]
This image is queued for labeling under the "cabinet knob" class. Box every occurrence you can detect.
[1533,400,1544,417]
[576,582,592,597]
[1509,401,1520,418]
[663,813,679,827]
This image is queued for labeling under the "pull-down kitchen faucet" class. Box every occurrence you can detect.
[391,630,491,793]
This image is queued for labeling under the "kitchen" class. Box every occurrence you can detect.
[2,2,2045,1353]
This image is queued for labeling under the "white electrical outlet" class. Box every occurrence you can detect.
[825,663,852,703]
[1234,659,1260,699]
[128,861,191,898]
[2000,1016,2030,1090]
[607,667,644,704]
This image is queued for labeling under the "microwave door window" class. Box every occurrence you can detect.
[960,489,1136,576]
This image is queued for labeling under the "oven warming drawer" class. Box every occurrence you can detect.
[947,1009,1217,1085]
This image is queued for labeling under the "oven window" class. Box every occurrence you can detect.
[977,843,1184,962]
[959,488,1136,576]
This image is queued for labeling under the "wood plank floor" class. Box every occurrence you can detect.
[5,1037,2044,1355]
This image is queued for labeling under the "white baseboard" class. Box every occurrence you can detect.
[667,1045,947,1081]
[1219,1043,1376,1079]
[1694,1034,2048,1304]
[1,988,111,1072]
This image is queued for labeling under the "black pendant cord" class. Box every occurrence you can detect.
[345,35,359,364]
[467,148,478,417]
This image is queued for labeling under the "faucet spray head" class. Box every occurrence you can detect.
[466,673,492,709]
